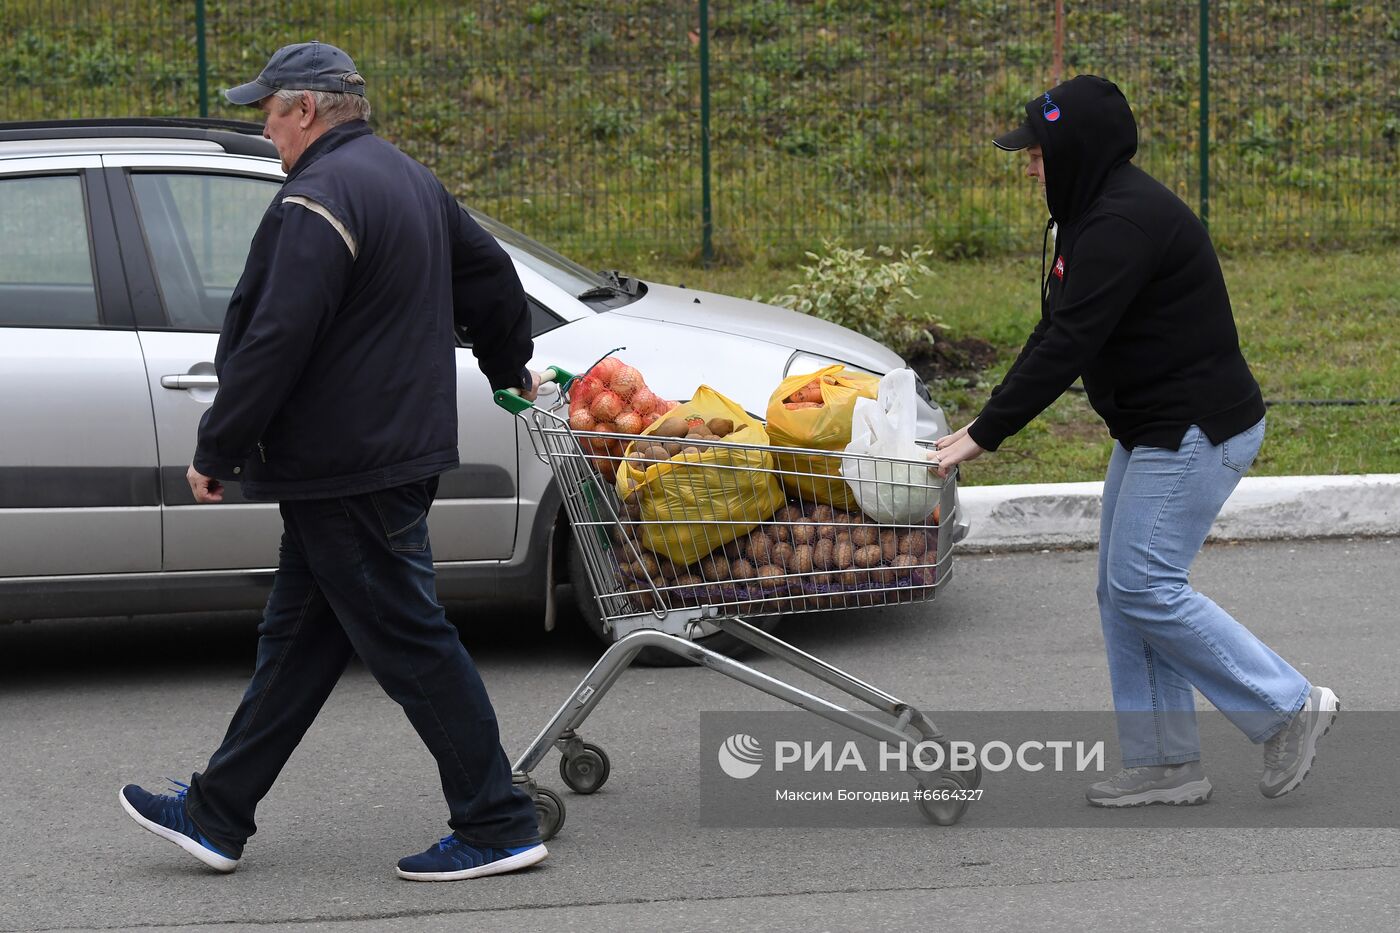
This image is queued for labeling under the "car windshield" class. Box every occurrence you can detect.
[466,207,613,300]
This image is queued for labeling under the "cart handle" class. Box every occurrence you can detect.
[493,365,575,414]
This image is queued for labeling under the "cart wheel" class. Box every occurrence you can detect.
[534,786,566,841]
[920,741,984,793]
[560,743,611,795]
[916,771,974,827]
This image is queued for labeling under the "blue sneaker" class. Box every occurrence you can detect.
[118,781,240,873]
[396,835,548,881]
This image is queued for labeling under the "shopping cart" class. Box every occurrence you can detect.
[495,366,982,838]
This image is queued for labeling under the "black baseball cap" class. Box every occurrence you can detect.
[225,41,365,106]
[992,120,1036,152]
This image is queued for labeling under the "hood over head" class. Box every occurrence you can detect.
[1013,75,1138,224]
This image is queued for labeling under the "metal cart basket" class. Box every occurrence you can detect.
[496,366,981,838]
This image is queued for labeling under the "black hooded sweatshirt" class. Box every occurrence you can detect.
[968,75,1265,453]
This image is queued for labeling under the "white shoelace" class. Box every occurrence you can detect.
[1263,715,1303,769]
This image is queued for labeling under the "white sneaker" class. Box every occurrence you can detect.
[1086,760,1212,807]
[1260,686,1340,798]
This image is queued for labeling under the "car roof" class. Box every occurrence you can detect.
[0,118,276,159]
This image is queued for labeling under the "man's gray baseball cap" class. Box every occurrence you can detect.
[225,41,365,106]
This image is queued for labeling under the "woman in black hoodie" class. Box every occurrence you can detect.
[933,75,1337,806]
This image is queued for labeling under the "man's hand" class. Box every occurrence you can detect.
[520,368,544,402]
[187,464,224,504]
[929,423,985,479]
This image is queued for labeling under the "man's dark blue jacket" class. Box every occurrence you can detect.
[193,121,533,500]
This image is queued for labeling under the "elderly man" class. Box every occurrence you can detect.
[118,41,547,881]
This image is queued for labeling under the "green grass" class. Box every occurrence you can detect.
[643,249,1400,484]
[2,1,1396,266]
[6,2,1393,483]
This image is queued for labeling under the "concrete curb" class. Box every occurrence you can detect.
[958,473,1400,551]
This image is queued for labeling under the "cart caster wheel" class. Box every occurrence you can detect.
[560,743,611,795]
[534,786,566,841]
[916,771,974,827]
[919,741,984,794]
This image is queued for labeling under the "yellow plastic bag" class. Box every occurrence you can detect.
[765,365,881,510]
[615,385,786,567]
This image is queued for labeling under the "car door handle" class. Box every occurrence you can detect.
[160,374,220,390]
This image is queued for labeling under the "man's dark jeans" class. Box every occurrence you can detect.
[185,477,540,855]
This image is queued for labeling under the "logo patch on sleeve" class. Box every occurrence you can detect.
[1053,256,1065,279]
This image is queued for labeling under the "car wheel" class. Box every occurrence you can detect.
[566,530,782,667]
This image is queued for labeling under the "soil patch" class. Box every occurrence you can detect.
[902,325,1000,383]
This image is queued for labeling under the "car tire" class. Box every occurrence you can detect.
[566,531,782,667]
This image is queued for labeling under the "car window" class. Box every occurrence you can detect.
[130,172,279,331]
[467,208,611,300]
[456,296,563,349]
[0,174,99,327]
[530,297,565,336]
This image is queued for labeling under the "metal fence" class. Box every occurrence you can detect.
[3,1,1396,264]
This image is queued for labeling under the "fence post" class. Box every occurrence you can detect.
[196,0,209,118]
[1198,0,1209,228]
[699,0,714,266]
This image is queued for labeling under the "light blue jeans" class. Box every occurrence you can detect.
[1097,418,1310,767]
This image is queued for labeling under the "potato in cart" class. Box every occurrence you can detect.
[614,385,786,567]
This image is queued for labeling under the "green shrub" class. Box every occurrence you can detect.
[766,239,936,353]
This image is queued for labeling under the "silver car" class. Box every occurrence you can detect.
[0,118,964,653]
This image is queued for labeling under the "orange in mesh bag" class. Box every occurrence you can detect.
[615,386,786,567]
[765,365,881,511]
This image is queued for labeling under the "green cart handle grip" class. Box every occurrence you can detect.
[493,365,575,414]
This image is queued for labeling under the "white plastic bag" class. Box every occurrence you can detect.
[840,368,940,524]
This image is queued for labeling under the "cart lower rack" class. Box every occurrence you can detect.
[496,367,981,837]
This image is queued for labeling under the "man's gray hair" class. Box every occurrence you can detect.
[273,72,371,126]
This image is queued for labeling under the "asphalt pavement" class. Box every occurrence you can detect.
[1,537,1396,932]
